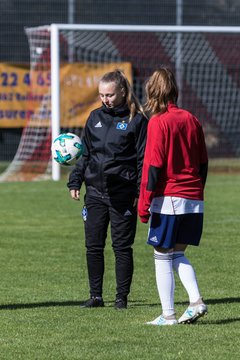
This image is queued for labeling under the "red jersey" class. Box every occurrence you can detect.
[138,103,208,223]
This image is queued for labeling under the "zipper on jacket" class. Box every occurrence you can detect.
[99,116,112,198]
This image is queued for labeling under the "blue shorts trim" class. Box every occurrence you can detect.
[147,212,203,249]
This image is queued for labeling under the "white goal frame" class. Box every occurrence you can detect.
[0,24,236,181]
[47,23,240,181]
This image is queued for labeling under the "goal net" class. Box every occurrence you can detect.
[1,24,240,181]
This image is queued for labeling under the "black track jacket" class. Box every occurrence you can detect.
[67,104,148,200]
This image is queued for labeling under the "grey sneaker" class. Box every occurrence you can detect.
[178,303,208,324]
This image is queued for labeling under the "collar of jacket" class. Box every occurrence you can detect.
[101,103,130,116]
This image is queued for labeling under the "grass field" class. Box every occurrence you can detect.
[0,171,240,359]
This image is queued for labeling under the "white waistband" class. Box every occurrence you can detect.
[150,196,204,215]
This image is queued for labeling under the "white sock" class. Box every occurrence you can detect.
[154,250,175,317]
[173,251,201,304]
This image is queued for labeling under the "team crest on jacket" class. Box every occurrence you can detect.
[116,122,128,130]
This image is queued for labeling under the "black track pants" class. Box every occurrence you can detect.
[83,194,137,299]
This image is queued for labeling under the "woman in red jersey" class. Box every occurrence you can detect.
[138,67,208,326]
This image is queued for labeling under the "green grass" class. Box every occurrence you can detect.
[0,173,240,359]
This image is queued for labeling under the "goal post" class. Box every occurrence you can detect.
[1,24,240,182]
[51,24,61,181]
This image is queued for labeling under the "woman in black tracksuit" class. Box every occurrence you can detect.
[67,69,148,309]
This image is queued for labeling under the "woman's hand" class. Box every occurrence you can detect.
[70,189,80,201]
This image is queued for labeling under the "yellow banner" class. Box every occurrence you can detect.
[0,62,132,128]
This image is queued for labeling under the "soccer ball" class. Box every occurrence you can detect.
[51,132,83,166]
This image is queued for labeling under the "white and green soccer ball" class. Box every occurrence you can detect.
[51,132,83,166]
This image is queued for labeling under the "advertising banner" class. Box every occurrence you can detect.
[0,62,132,128]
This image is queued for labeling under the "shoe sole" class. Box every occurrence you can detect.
[114,304,127,310]
[178,309,208,324]
[80,305,104,308]
[80,303,104,308]
[146,321,177,326]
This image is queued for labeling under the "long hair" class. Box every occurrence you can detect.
[144,67,178,116]
[99,69,144,120]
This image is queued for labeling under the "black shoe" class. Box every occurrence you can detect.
[114,297,127,310]
[81,296,104,308]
